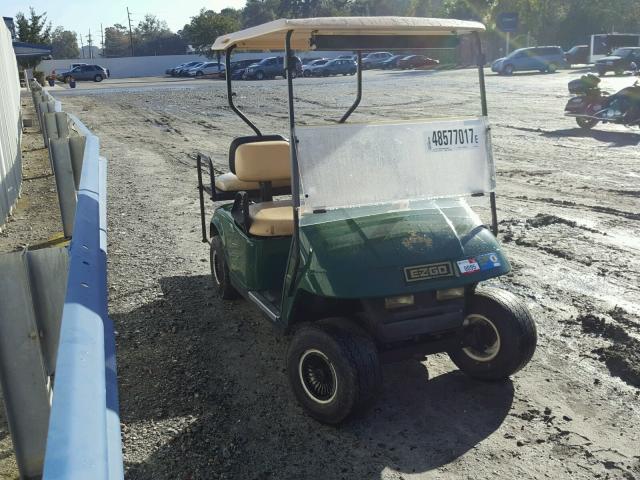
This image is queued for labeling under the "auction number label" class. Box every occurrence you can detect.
[427,128,480,151]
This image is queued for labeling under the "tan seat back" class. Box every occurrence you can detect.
[234,141,291,182]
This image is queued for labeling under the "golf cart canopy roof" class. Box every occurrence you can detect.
[212,16,485,51]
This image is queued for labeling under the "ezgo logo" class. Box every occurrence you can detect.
[404,262,453,283]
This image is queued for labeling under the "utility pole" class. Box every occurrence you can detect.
[127,7,135,57]
[87,29,93,59]
[100,23,104,57]
[79,33,85,59]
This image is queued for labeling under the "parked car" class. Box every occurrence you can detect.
[336,54,356,61]
[564,45,590,67]
[243,56,303,80]
[313,58,357,76]
[57,64,109,82]
[362,52,393,69]
[380,55,404,69]
[179,62,205,76]
[188,62,225,77]
[172,61,203,76]
[491,46,568,74]
[226,59,262,80]
[398,55,439,69]
[303,58,329,76]
[595,47,640,76]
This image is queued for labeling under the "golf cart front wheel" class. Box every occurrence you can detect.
[448,288,537,380]
[210,235,239,300]
[287,318,381,424]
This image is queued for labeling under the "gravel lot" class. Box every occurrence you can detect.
[54,68,640,480]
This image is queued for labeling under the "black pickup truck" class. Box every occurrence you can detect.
[595,47,640,76]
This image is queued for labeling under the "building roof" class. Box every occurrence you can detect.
[12,41,52,58]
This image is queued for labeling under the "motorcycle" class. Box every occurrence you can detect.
[565,72,640,130]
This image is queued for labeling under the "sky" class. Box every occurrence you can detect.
[4,0,246,43]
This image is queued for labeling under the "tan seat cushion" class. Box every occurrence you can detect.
[249,200,294,237]
[235,141,291,182]
[215,172,289,192]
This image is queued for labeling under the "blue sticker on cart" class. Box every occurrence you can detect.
[476,253,501,271]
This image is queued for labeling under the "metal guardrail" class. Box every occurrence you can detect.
[42,108,123,479]
[1,82,124,480]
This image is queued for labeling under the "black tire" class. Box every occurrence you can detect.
[597,68,607,77]
[448,288,537,381]
[210,235,239,300]
[256,70,265,80]
[546,63,558,73]
[195,71,203,77]
[576,116,598,129]
[94,74,103,82]
[287,318,381,424]
[503,64,514,75]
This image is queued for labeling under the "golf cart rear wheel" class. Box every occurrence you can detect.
[210,235,239,300]
[287,318,381,424]
[448,288,537,380]
[576,117,598,129]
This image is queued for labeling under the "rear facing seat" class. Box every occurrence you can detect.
[216,134,291,193]
[215,172,289,192]
[231,139,294,237]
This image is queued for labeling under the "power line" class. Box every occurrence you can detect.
[87,29,93,59]
[79,33,85,59]
[127,7,135,57]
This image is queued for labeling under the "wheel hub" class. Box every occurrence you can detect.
[298,349,337,404]
[462,314,501,362]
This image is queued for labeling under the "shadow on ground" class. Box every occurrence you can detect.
[114,275,513,480]
[543,127,640,146]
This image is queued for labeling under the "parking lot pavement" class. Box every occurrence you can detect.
[54,67,640,480]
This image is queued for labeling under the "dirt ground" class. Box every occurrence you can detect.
[51,68,640,480]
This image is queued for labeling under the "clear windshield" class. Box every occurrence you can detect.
[296,116,495,217]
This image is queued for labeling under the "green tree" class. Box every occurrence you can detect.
[242,0,277,28]
[182,9,240,56]
[104,24,131,57]
[134,14,186,56]
[14,7,52,68]
[51,27,79,59]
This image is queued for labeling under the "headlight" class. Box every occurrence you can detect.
[384,295,414,310]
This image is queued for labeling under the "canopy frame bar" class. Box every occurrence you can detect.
[225,45,262,136]
[339,51,363,124]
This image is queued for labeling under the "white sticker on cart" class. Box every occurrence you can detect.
[457,258,480,275]
[426,127,481,152]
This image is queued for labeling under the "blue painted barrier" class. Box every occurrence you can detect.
[42,115,123,480]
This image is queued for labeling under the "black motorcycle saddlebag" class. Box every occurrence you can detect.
[568,74,601,94]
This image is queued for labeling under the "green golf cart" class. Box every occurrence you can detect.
[197,17,537,424]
